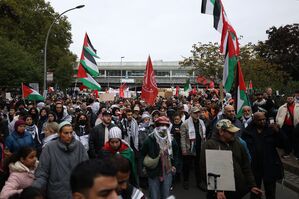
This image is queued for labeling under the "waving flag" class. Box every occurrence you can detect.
[80,48,99,77]
[236,62,249,118]
[83,33,99,58]
[77,64,101,91]
[141,56,158,105]
[22,83,44,101]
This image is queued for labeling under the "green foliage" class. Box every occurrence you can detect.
[239,43,290,91]
[257,24,299,80]
[179,42,223,82]
[0,36,40,86]
[0,0,76,90]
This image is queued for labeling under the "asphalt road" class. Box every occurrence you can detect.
[170,174,299,199]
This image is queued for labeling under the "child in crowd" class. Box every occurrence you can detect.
[0,147,38,199]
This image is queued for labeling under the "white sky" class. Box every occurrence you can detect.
[47,0,299,62]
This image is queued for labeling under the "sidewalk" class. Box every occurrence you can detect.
[278,149,299,193]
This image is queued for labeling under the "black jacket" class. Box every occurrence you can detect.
[242,123,284,182]
[88,122,115,158]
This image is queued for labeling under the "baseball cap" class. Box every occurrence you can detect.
[102,110,112,116]
[190,106,201,113]
[216,119,240,133]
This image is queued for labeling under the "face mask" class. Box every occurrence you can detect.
[79,120,87,125]
[156,126,168,137]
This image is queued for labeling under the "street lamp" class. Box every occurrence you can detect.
[43,5,85,96]
[120,56,125,83]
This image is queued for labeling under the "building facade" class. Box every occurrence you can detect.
[75,60,196,89]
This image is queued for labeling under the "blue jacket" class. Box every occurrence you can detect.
[5,131,34,153]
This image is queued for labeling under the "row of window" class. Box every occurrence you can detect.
[100,70,189,77]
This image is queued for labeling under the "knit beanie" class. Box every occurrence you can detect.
[108,127,122,140]
[14,120,26,131]
[58,121,72,133]
[141,112,151,120]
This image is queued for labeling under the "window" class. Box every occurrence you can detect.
[155,71,170,77]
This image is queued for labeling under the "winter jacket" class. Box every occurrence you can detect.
[180,117,206,155]
[88,123,115,158]
[242,123,284,182]
[32,138,88,199]
[141,133,179,178]
[276,103,299,127]
[5,131,34,153]
[0,161,38,199]
[200,135,256,197]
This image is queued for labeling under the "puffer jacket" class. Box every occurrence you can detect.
[0,161,38,199]
[5,131,34,153]
[32,138,88,199]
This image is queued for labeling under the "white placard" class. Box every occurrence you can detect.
[205,149,235,191]
[5,93,12,100]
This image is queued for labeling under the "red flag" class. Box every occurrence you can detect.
[209,81,215,89]
[175,86,180,97]
[119,83,127,98]
[141,56,158,105]
[249,80,253,90]
[92,90,99,98]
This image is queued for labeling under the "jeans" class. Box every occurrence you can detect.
[148,172,172,199]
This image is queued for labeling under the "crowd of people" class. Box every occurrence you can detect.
[0,87,298,199]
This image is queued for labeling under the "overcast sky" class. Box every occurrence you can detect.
[47,0,299,62]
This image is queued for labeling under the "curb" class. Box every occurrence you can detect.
[283,179,299,193]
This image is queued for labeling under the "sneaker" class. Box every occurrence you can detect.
[183,181,189,190]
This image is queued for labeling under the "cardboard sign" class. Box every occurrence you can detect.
[205,149,235,191]
[164,91,173,98]
[99,93,115,102]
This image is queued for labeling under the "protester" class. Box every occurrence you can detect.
[0,147,38,199]
[276,96,299,158]
[5,120,34,154]
[200,119,263,199]
[73,113,91,151]
[70,159,118,199]
[242,112,284,199]
[42,122,59,148]
[89,110,115,158]
[32,121,88,199]
[180,106,206,189]
[53,102,72,124]
[141,116,178,199]
[113,155,145,199]
[121,108,139,151]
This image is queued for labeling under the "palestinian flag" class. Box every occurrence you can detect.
[77,64,101,91]
[184,79,192,92]
[223,32,238,92]
[236,62,249,118]
[22,83,44,101]
[80,47,99,77]
[83,33,99,58]
[201,0,228,33]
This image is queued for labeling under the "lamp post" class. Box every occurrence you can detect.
[43,5,85,96]
[120,56,125,83]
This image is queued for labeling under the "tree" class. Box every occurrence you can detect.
[180,41,290,92]
[0,36,40,87]
[239,43,290,91]
[257,24,299,80]
[179,42,223,82]
[0,0,77,90]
